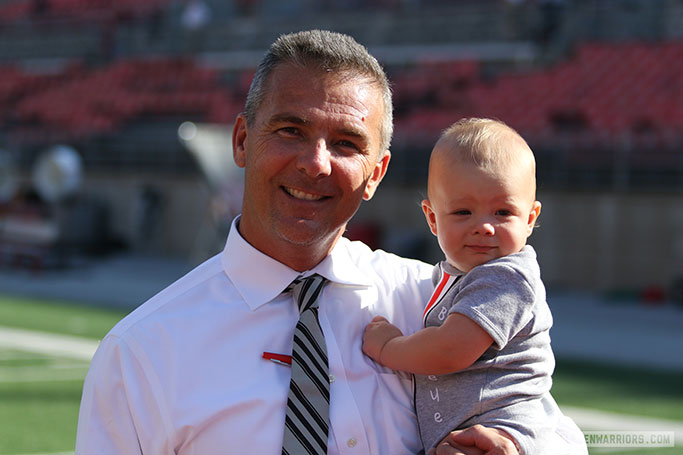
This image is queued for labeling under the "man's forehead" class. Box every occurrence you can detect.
[265,68,380,119]
[266,63,378,99]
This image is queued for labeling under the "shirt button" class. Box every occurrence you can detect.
[347,437,357,448]
[329,374,335,383]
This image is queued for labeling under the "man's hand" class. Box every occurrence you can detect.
[361,315,403,364]
[428,425,520,455]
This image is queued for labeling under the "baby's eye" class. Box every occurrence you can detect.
[496,209,513,216]
[453,209,471,216]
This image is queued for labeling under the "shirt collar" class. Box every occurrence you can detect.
[221,217,373,311]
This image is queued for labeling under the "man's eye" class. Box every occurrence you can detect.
[336,140,360,152]
[278,127,300,136]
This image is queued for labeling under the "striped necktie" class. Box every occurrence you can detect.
[282,274,330,455]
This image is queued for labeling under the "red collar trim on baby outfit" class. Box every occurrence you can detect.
[422,272,459,327]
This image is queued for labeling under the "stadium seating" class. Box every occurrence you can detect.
[1,40,680,152]
[393,42,683,143]
[2,58,241,144]
[0,0,170,24]
[0,0,680,187]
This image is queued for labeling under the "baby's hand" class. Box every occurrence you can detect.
[362,315,403,364]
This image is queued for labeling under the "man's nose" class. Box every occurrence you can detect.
[297,138,332,178]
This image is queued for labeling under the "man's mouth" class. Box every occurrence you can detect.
[283,186,326,201]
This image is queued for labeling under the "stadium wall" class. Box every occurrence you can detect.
[71,161,682,296]
[81,173,210,257]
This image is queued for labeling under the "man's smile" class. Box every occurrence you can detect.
[282,186,328,201]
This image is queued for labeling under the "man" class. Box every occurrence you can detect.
[76,30,519,454]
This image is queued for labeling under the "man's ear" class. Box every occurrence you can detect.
[527,200,542,235]
[421,199,438,236]
[363,150,391,201]
[232,114,248,169]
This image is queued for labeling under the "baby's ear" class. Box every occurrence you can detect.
[421,199,438,236]
[527,200,542,235]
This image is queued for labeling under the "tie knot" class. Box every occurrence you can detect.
[285,274,328,314]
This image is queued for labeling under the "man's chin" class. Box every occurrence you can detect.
[276,219,342,247]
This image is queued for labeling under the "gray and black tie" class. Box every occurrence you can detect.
[282,274,330,455]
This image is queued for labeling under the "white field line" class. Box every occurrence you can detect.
[563,405,683,445]
[5,452,74,455]
[0,326,99,361]
[0,365,89,383]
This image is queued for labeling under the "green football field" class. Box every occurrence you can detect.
[0,295,681,455]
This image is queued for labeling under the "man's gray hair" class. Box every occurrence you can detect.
[244,29,393,153]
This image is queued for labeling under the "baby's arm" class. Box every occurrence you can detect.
[362,313,493,375]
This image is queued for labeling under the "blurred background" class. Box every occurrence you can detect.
[0,0,682,454]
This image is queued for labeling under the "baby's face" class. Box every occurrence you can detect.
[422,153,541,272]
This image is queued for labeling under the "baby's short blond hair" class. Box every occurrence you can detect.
[436,118,535,172]
[430,118,537,196]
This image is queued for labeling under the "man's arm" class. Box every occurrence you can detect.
[429,425,520,455]
[362,313,493,375]
[76,336,170,454]
[76,338,141,454]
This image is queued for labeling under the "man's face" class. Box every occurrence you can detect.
[233,64,390,269]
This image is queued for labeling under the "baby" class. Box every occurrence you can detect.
[363,118,586,454]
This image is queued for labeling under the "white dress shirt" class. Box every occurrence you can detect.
[76,218,433,454]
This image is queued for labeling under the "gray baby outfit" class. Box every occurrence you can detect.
[414,245,564,454]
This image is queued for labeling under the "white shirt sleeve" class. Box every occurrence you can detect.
[76,334,173,454]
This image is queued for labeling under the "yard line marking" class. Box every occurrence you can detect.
[0,364,89,383]
[5,452,74,455]
[0,326,99,361]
